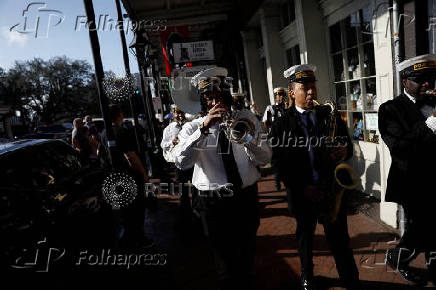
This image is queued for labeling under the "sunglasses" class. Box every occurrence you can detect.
[203,92,228,102]
[407,76,436,84]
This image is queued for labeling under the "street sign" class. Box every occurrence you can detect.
[173,41,215,63]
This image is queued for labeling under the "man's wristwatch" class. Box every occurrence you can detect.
[199,122,210,135]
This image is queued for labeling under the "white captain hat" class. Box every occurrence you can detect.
[397,54,436,78]
[273,87,286,94]
[283,64,317,83]
[190,67,230,93]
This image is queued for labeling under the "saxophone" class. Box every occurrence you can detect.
[313,100,359,224]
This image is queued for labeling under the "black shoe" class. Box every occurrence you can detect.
[386,250,424,285]
[300,272,317,290]
[140,236,155,249]
[345,281,363,290]
[397,267,425,285]
[428,261,436,285]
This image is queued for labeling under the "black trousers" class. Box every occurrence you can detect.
[117,172,146,248]
[394,203,436,280]
[175,167,194,215]
[198,183,260,290]
[286,186,360,287]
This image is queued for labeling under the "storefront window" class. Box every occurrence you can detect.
[286,44,301,67]
[329,5,379,144]
[280,0,296,28]
[429,0,436,54]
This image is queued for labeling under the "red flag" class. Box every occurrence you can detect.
[160,26,190,76]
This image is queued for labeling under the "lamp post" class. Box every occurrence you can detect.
[148,50,165,123]
[129,30,158,152]
[115,0,142,157]
[83,0,114,168]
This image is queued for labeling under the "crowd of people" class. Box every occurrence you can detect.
[68,53,436,289]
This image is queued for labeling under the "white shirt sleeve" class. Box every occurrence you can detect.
[425,116,436,133]
[173,119,208,170]
[244,114,272,165]
[160,123,174,151]
[161,123,178,163]
[262,105,272,123]
[244,132,272,166]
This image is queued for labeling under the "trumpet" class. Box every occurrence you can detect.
[313,99,359,224]
[220,109,257,144]
[425,90,436,95]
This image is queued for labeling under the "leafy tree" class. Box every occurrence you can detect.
[1,56,105,127]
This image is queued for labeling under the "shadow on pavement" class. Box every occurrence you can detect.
[316,275,434,290]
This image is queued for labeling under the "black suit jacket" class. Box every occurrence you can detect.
[378,94,436,206]
[269,105,352,191]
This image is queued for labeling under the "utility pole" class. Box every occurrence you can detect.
[115,0,142,157]
[130,29,158,152]
[83,0,115,167]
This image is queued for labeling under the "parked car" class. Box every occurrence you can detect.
[92,117,146,134]
[19,124,72,144]
[0,139,114,270]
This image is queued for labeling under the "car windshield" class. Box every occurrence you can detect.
[62,123,73,130]
[0,142,81,188]
[36,125,67,133]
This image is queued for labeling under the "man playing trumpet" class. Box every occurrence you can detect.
[379,54,436,285]
[173,67,271,290]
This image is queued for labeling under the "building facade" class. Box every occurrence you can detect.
[122,0,435,230]
[241,0,436,229]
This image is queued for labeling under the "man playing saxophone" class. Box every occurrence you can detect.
[161,106,186,163]
[161,106,193,230]
[269,64,361,290]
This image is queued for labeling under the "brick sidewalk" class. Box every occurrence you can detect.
[144,175,435,290]
[254,176,435,290]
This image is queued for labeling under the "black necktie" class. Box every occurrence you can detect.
[301,111,319,183]
[416,99,426,109]
[217,130,243,190]
[301,111,316,137]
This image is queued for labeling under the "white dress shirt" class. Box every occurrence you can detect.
[404,89,436,133]
[173,113,272,191]
[295,105,318,125]
[262,103,283,123]
[161,121,183,163]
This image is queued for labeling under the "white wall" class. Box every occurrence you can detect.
[321,0,397,228]
[241,30,270,113]
[297,0,330,97]
[259,6,288,104]
[370,1,397,228]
